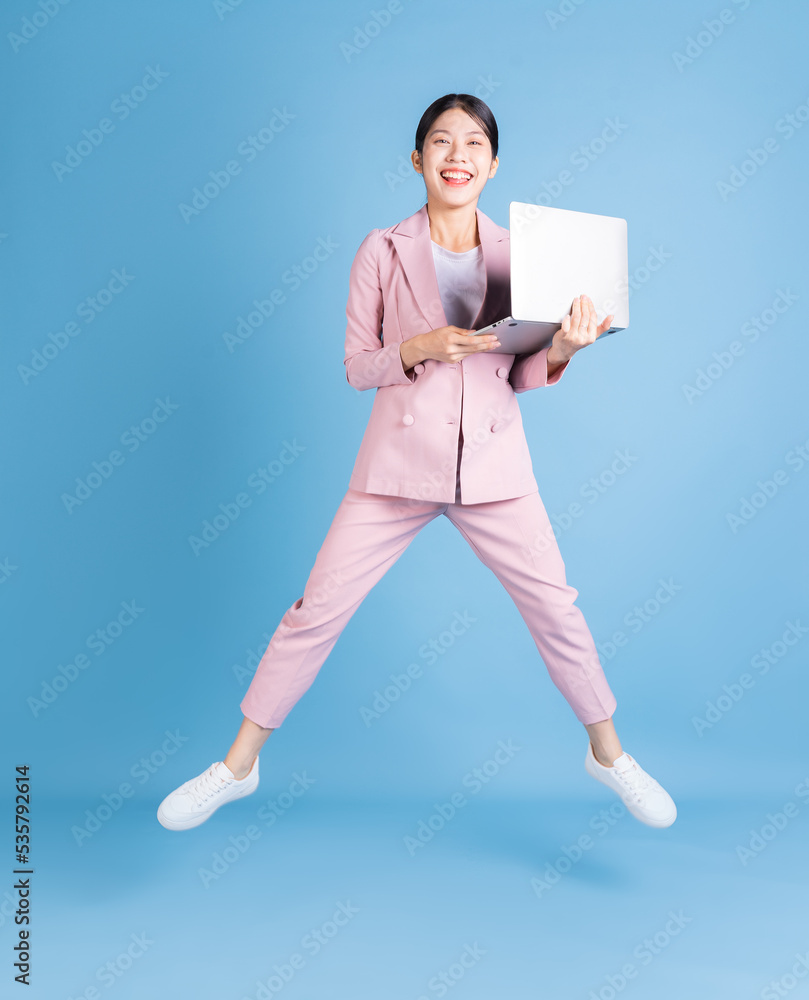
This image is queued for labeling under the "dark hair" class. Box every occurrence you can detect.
[414,93,498,161]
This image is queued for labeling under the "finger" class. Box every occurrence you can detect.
[587,296,602,338]
[471,329,500,346]
[582,301,592,335]
[463,330,496,347]
[593,314,614,339]
[584,297,598,338]
[577,295,590,332]
[576,295,591,337]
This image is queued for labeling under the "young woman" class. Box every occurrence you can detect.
[157,94,676,832]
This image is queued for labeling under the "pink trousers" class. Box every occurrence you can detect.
[240,484,618,730]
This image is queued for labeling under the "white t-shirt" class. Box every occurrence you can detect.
[430,240,487,502]
[430,240,486,330]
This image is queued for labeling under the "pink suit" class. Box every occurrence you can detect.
[240,204,618,730]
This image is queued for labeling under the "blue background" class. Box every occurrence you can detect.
[3,0,808,996]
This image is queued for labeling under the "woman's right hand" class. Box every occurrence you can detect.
[418,325,501,365]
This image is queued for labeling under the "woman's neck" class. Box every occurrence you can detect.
[427,200,480,253]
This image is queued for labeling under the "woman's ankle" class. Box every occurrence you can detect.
[591,741,621,768]
[224,754,256,780]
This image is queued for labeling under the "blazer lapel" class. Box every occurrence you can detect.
[389,203,510,332]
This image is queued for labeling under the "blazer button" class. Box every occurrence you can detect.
[402,414,414,426]
[491,421,503,432]
[496,366,509,378]
[413,363,425,374]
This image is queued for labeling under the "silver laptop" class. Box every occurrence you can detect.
[475,200,629,354]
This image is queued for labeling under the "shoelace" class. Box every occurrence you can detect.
[612,760,654,804]
[187,766,232,808]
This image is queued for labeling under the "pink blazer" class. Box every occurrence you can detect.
[343,202,571,504]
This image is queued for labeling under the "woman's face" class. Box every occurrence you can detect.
[412,107,498,207]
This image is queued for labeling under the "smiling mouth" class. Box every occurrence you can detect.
[440,170,473,186]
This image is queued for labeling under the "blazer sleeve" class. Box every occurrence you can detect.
[509,345,571,393]
[343,228,416,391]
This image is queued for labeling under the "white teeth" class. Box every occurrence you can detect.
[441,171,472,180]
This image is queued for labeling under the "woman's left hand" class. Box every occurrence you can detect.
[547,294,614,366]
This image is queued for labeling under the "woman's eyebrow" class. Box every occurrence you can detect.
[426,128,485,138]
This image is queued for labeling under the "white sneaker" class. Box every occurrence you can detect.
[584,742,677,828]
[157,757,259,831]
